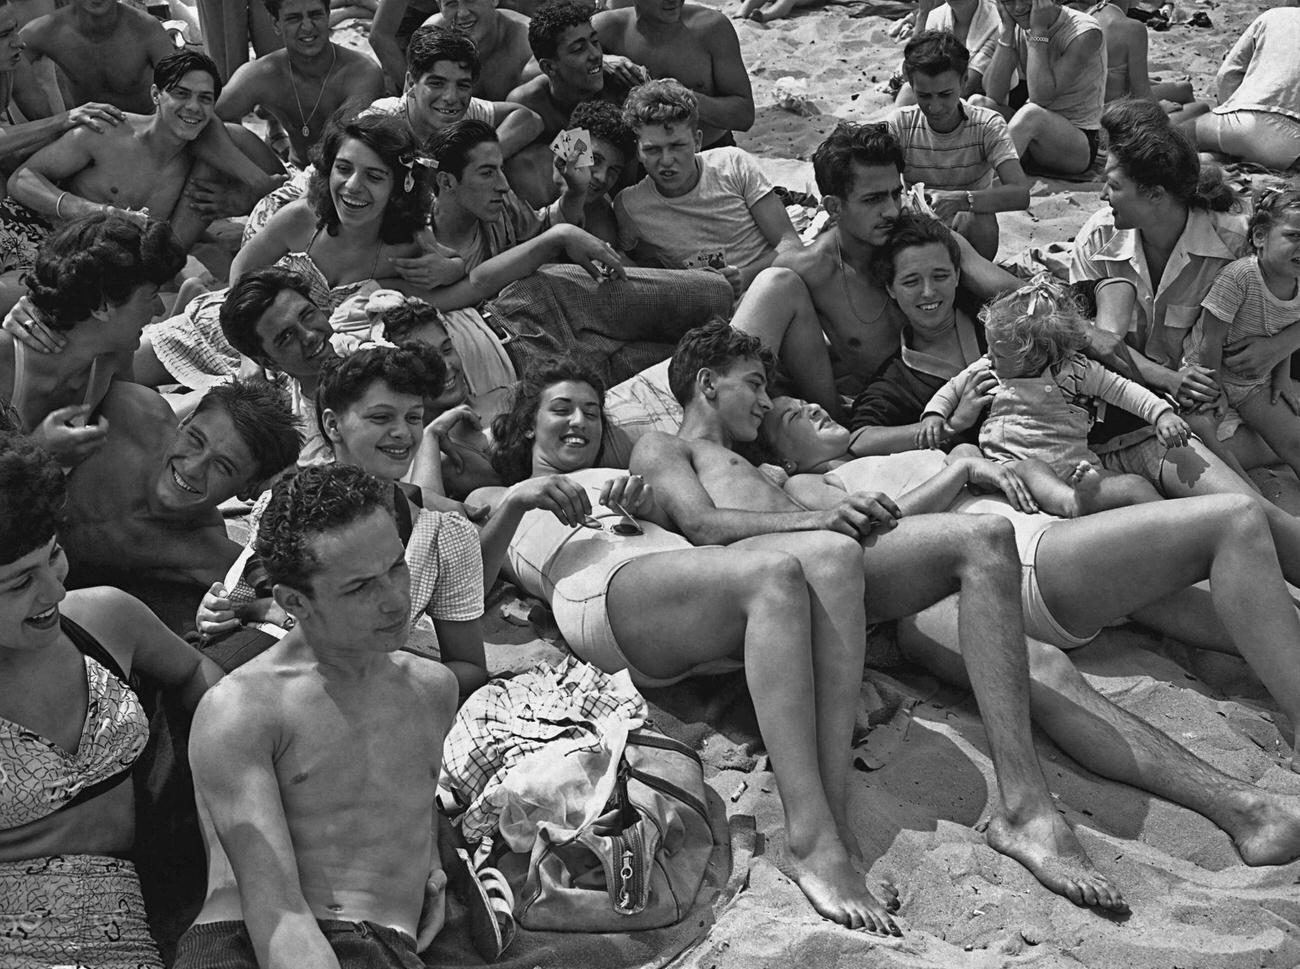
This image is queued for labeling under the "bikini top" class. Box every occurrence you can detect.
[10,340,108,432]
[0,616,148,832]
[279,227,383,314]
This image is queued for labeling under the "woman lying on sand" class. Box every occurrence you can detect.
[470,356,905,935]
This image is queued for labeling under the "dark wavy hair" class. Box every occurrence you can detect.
[255,464,394,595]
[378,297,441,343]
[1102,104,1238,213]
[220,266,315,364]
[307,112,432,244]
[870,211,961,288]
[812,122,905,199]
[407,24,480,82]
[570,100,636,167]
[154,48,222,101]
[489,356,607,485]
[25,215,184,330]
[190,378,303,485]
[903,29,970,80]
[315,342,447,443]
[528,0,595,61]
[667,318,773,407]
[427,118,498,186]
[0,431,66,566]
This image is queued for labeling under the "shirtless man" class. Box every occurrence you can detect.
[424,0,532,102]
[504,0,630,207]
[60,378,300,608]
[217,0,386,170]
[775,122,1010,396]
[630,320,1128,914]
[21,0,175,115]
[5,50,282,267]
[594,0,753,150]
[176,464,458,969]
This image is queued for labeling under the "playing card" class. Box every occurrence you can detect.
[549,129,574,159]
[568,127,594,167]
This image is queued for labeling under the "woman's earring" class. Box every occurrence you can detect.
[404,171,415,193]
[524,430,534,439]
[782,460,797,474]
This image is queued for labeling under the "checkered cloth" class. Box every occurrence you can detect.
[440,657,648,843]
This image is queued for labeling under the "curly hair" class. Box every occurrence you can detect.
[489,356,607,485]
[667,318,773,407]
[426,118,498,185]
[190,378,303,485]
[812,122,905,200]
[980,276,1090,377]
[570,100,636,168]
[870,211,960,288]
[1248,185,1300,253]
[220,266,315,364]
[255,464,395,594]
[315,342,447,443]
[307,112,432,244]
[903,30,970,81]
[0,431,66,566]
[26,214,185,330]
[1101,107,1238,213]
[528,0,595,61]
[378,297,442,343]
[154,48,222,101]
[407,24,480,82]
[622,78,698,134]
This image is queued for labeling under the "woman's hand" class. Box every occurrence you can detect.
[1168,364,1219,407]
[601,54,650,88]
[599,474,653,517]
[393,230,468,289]
[949,365,998,432]
[1029,0,1058,33]
[1155,409,1191,448]
[4,296,65,354]
[426,405,481,474]
[960,457,1038,513]
[30,405,107,467]
[1224,335,1290,381]
[505,474,592,526]
[916,414,948,450]
[558,225,627,282]
[63,102,125,133]
[1273,373,1300,415]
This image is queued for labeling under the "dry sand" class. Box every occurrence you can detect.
[342,4,1300,965]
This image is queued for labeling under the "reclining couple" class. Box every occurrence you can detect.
[468,230,1300,934]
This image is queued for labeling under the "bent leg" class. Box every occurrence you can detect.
[859,512,1125,910]
[606,548,898,933]
[732,268,841,416]
[1009,104,1093,175]
[1033,493,1300,756]
[1238,391,1300,483]
[900,606,1300,867]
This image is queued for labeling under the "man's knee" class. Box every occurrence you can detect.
[738,550,807,608]
[954,513,1020,573]
[786,531,865,589]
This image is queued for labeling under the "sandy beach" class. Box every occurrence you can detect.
[340,3,1300,964]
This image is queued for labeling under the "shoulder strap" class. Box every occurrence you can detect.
[394,483,416,545]
[60,614,130,683]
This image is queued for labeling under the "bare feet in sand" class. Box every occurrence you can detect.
[985,808,1128,913]
[1231,791,1300,866]
[786,830,903,935]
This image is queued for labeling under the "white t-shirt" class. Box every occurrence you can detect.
[614,146,777,275]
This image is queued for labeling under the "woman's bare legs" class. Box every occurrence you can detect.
[732,268,841,417]
[900,606,1300,866]
[606,542,900,934]
[1033,493,1300,764]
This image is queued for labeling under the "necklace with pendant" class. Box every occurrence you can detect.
[289,43,336,138]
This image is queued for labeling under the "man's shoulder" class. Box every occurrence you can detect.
[631,428,691,461]
[506,75,548,108]
[592,7,635,33]
[392,652,459,708]
[500,8,532,41]
[99,380,176,431]
[336,45,384,80]
[681,2,736,40]
[775,237,834,284]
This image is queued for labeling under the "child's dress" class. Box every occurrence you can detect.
[923,351,1173,476]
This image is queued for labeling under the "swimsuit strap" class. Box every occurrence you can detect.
[61,614,130,684]
[393,482,417,545]
[304,224,326,259]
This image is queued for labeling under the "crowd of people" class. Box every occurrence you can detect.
[2,0,1300,966]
